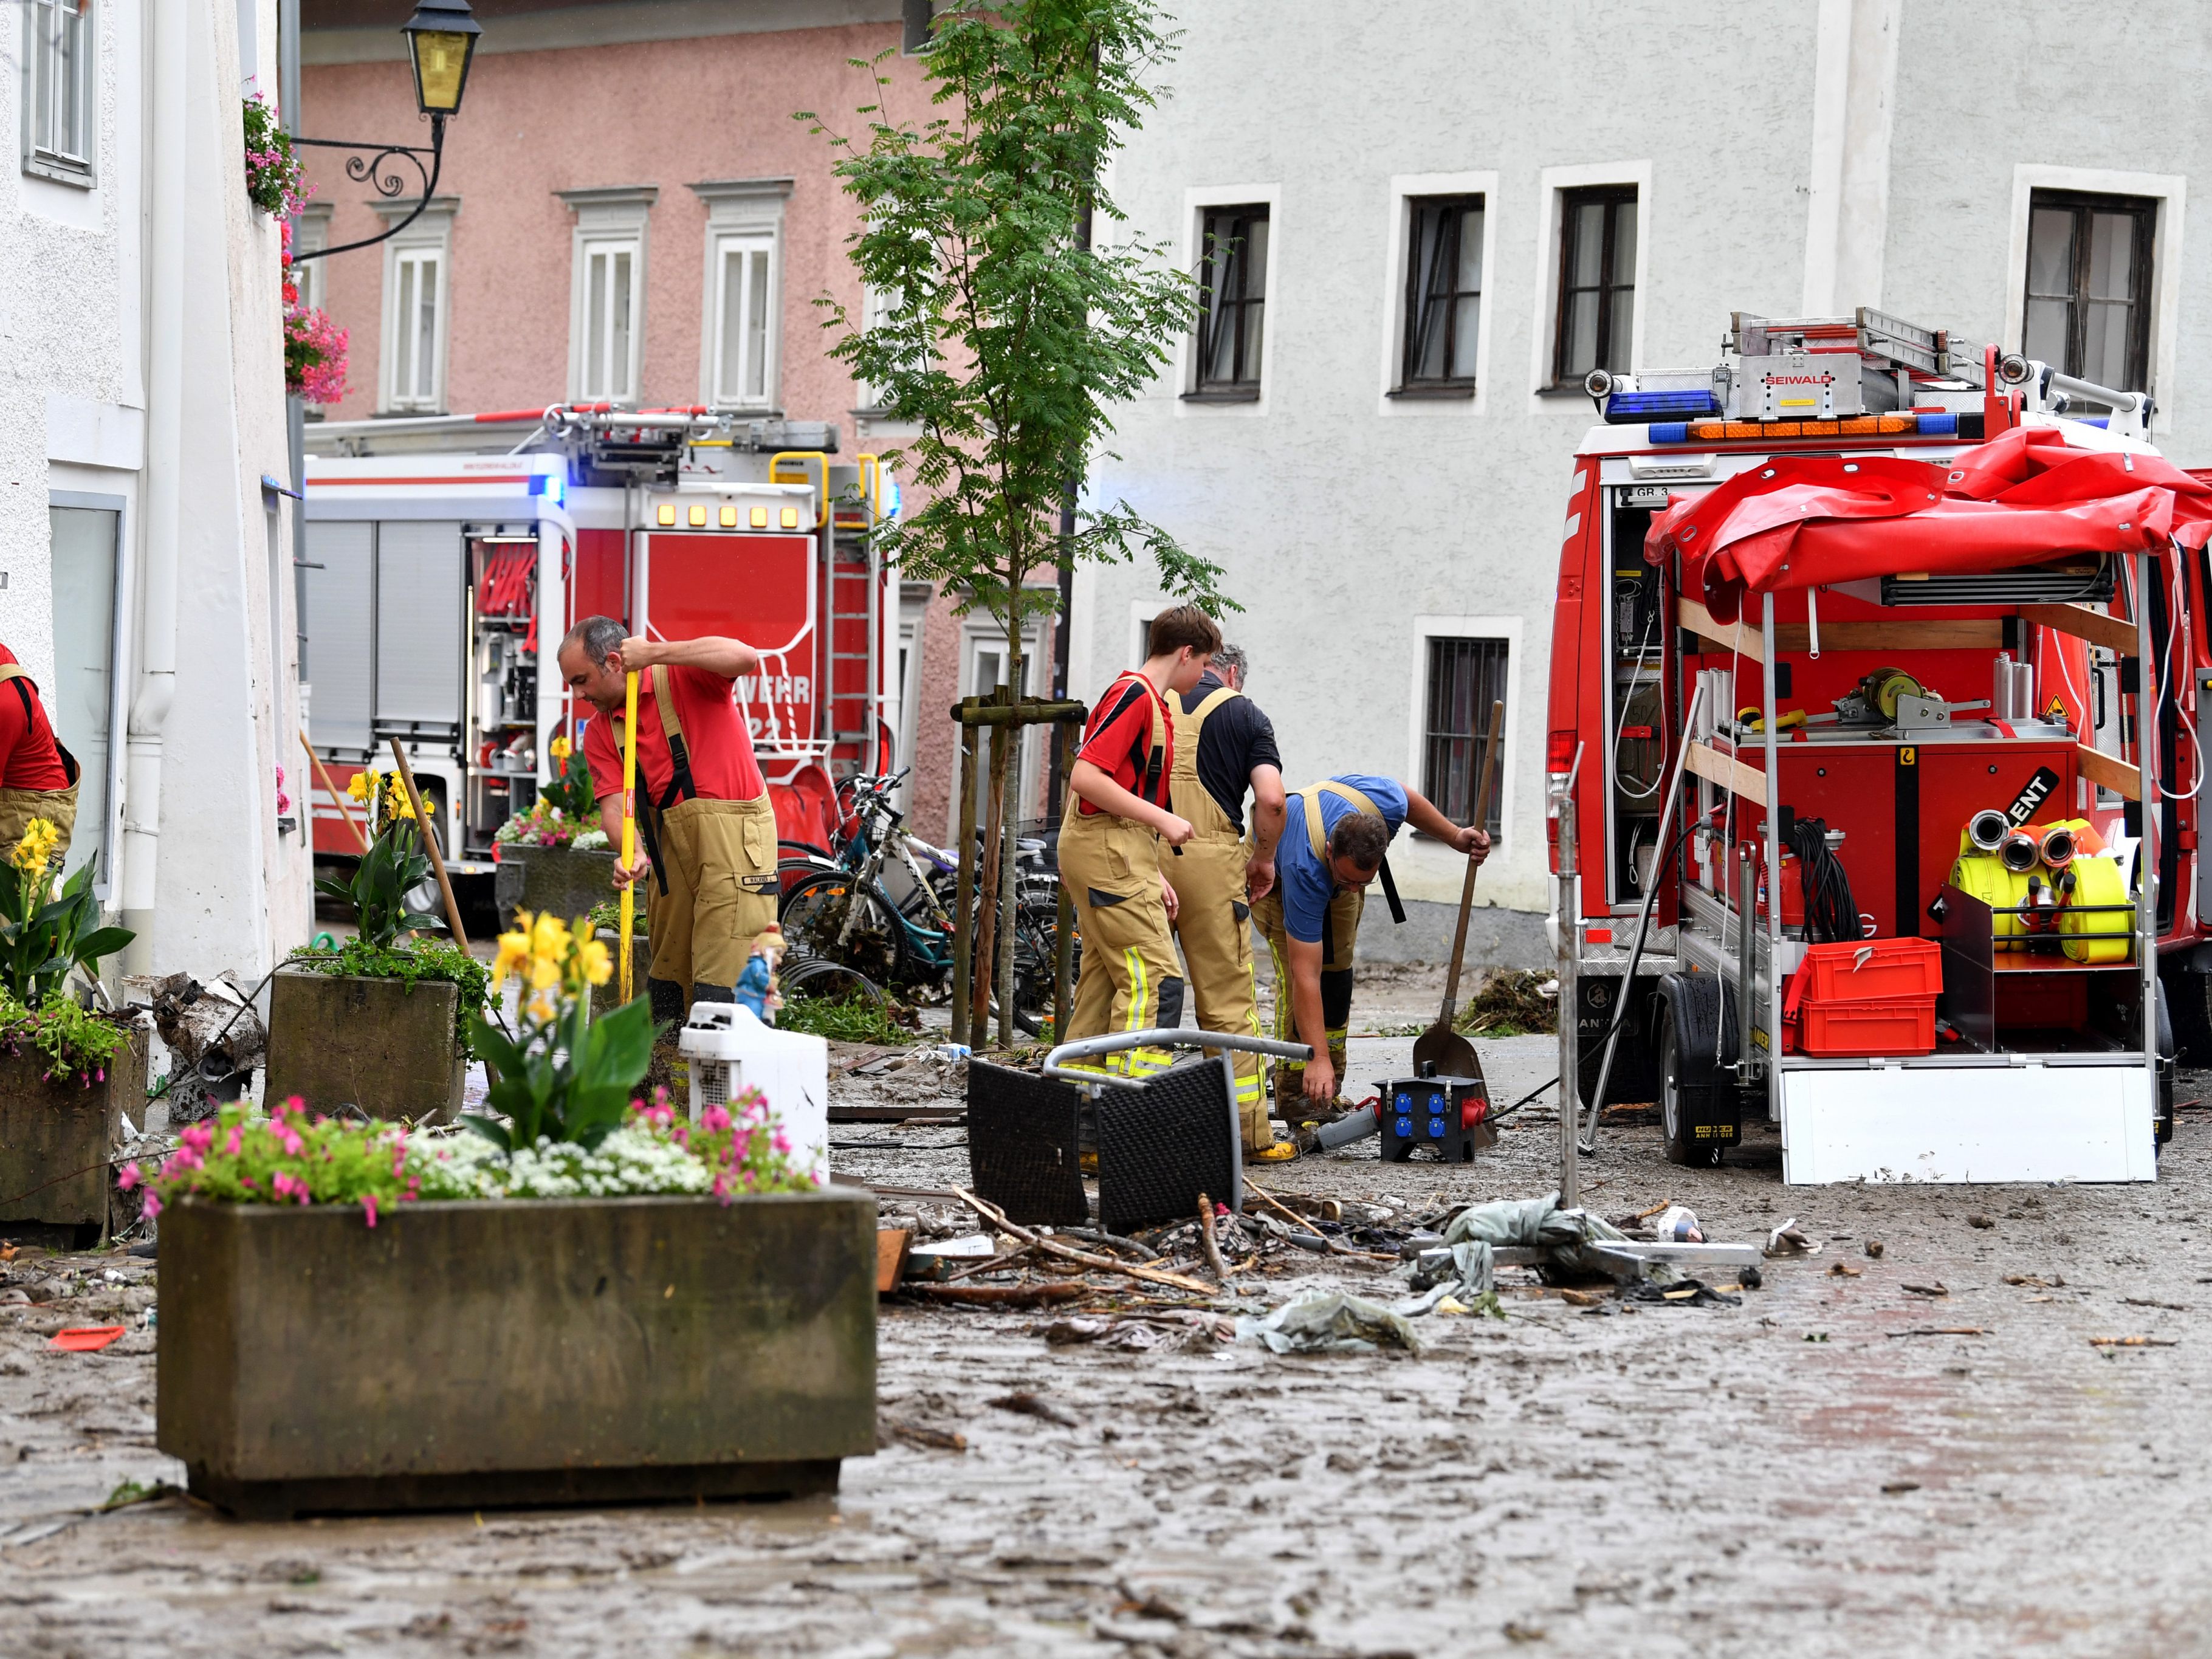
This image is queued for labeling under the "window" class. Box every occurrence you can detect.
[1421,636,1508,837]
[711,233,774,408]
[1399,195,1483,391]
[689,179,788,413]
[48,500,119,885]
[383,244,445,411]
[580,239,641,402]
[2024,190,2156,393]
[1192,204,1268,397]
[1553,186,1637,386]
[901,0,933,52]
[22,0,94,185]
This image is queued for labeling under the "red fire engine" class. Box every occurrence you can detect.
[1547,311,2208,1184]
[300,407,896,874]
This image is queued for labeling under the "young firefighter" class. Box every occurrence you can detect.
[1058,605,1221,1082]
[1163,642,1291,1158]
[1252,777,1491,1113]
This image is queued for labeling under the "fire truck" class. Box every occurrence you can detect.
[1547,310,2211,1184]
[300,407,896,875]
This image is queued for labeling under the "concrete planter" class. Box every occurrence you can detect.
[263,966,464,1124]
[493,843,617,927]
[156,1189,876,1517]
[0,1021,148,1240]
[590,927,654,1019]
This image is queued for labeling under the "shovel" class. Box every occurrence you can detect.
[1410,699,1506,1087]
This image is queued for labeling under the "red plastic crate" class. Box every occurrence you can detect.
[1795,999,1936,1058]
[1796,938,1942,1005]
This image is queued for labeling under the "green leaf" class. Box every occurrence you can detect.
[72,927,134,963]
[459,1113,512,1152]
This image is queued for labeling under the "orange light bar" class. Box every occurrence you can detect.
[1685,412,1925,444]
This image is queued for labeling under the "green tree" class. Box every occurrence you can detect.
[803,0,1234,1043]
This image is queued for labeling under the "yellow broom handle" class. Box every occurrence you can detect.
[620,669,639,1004]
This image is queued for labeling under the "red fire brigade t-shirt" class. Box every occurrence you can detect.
[1074,670,1173,816]
[585,664,766,808]
[0,646,72,791]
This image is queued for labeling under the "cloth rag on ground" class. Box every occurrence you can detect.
[1234,1292,1422,1354]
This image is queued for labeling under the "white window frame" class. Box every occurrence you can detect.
[293,204,333,315]
[892,582,932,815]
[690,177,791,413]
[1527,161,1652,408]
[376,198,455,414]
[558,185,656,407]
[1405,614,1522,855]
[2004,164,2186,434]
[1175,182,1280,418]
[955,614,1048,839]
[1379,170,1498,417]
[21,0,96,187]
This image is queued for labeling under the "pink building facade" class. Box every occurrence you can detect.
[298,0,979,837]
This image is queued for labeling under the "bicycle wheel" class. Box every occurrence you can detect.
[780,868,910,987]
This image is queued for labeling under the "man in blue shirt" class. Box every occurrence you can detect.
[1251,775,1490,1117]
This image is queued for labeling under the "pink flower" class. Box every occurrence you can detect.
[115,1164,140,1192]
[181,1123,213,1155]
[275,1096,305,1119]
[277,1128,304,1157]
[224,1126,243,1155]
[700,1104,731,1134]
[362,1194,379,1229]
[772,1131,792,1155]
[140,1192,162,1220]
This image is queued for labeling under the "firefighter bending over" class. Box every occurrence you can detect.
[1254,776,1490,1111]
[563,617,780,1036]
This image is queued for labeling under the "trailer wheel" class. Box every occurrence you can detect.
[1658,999,1723,1168]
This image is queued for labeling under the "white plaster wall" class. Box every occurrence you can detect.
[1084,0,1820,919]
[0,0,306,972]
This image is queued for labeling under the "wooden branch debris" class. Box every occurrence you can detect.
[1197,1194,1229,1283]
[955,1189,1218,1296]
[910,1282,1088,1308]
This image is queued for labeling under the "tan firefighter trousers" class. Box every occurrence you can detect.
[1164,685,1268,1147]
[1058,801,1180,1083]
[643,792,779,999]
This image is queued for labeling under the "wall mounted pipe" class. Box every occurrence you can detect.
[121,0,187,969]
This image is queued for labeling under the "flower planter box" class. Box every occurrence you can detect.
[493,843,617,927]
[156,1189,876,1517]
[590,927,656,1020]
[0,1022,148,1240]
[263,966,464,1124]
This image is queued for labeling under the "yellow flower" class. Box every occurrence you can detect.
[575,937,613,987]
[530,912,571,963]
[528,953,562,991]
[346,771,371,801]
[490,928,531,990]
[10,819,58,875]
[549,734,572,761]
[524,988,557,1024]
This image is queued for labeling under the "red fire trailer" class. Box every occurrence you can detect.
[1547,311,2207,1184]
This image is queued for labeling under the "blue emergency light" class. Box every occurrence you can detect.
[529,470,566,507]
[1604,388,1722,424]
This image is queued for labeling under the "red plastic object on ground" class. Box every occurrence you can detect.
[49,1325,126,1352]
[1786,937,1943,1057]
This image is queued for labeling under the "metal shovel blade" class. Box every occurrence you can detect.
[1410,699,1506,1096]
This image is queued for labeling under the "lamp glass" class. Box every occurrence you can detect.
[410,31,473,114]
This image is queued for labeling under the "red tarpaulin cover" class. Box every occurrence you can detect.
[1647,425,2212,624]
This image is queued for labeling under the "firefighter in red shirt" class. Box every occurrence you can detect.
[0,644,80,870]
[1058,605,1220,1083]
[562,617,779,1031]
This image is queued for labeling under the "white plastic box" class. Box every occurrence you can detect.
[677,1005,830,1183]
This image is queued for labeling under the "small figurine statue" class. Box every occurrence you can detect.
[734,923,786,1022]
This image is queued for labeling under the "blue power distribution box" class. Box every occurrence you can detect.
[1379,1076,1491,1163]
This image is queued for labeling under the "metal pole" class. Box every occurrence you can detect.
[1762,595,1784,1119]
[619,670,639,1005]
[950,711,979,1047]
[1553,744,1584,1208]
[1581,682,1706,1152]
[2137,551,2160,1094]
[1054,719,1076,1040]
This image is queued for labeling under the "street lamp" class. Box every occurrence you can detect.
[290,0,481,263]
[402,2,481,117]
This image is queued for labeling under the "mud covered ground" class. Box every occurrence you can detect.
[5,970,2212,1656]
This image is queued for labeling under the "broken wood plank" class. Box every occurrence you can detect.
[908,1282,1088,1308]
[2076,744,2142,802]
[1684,741,1770,807]
[876,1229,912,1294]
[955,1189,1218,1297]
[2022,603,2138,654]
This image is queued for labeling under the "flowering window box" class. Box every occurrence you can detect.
[493,842,619,936]
[155,1186,876,1517]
